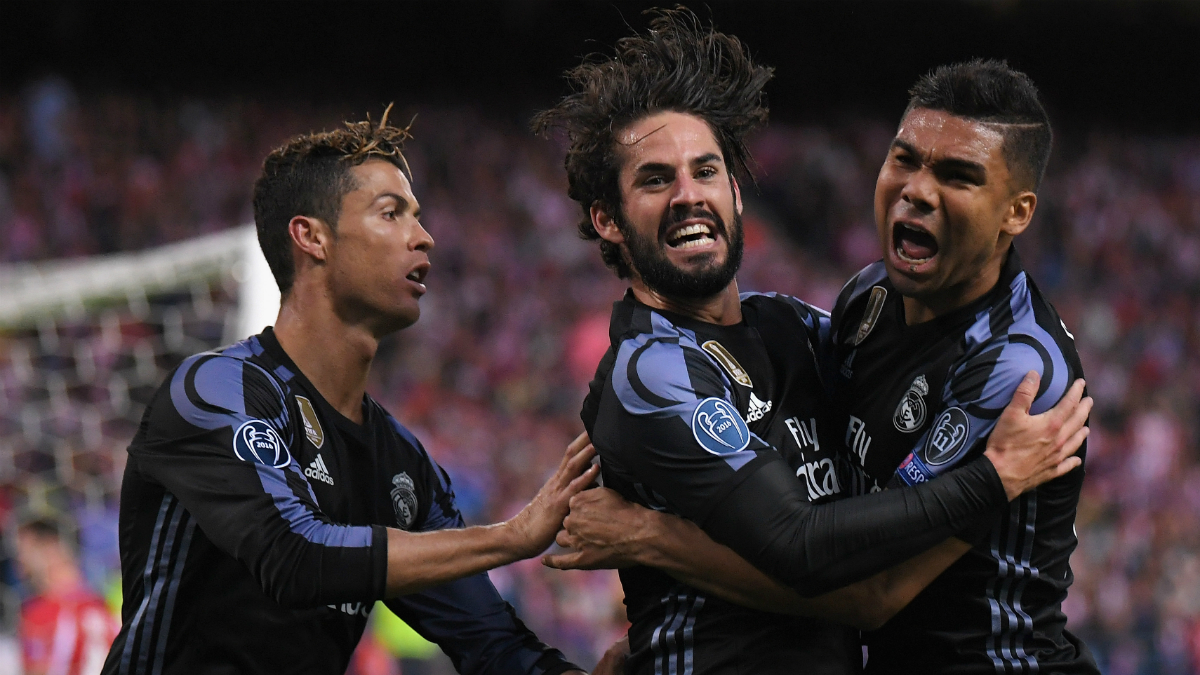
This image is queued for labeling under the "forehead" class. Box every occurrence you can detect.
[347,158,416,203]
[895,108,1006,166]
[616,111,723,171]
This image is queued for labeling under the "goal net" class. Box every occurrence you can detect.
[0,225,278,631]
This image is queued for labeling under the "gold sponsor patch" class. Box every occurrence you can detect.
[295,396,324,449]
[701,340,753,388]
[854,286,888,345]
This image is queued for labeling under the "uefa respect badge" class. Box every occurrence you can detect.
[691,397,751,455]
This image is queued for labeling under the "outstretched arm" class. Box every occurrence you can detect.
[382,433,598,596]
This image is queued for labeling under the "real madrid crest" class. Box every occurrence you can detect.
[390,472,419,530]
[893,374,929,433]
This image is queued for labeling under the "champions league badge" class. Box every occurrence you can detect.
[692,397,751,456]
[924,407,971,466]
[893,374,930,433]
[390,472,419,530]
[233,420,291,468]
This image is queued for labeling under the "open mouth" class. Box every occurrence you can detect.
[665,223,717,250]
[893,222,939,264]
[405,263,429,286]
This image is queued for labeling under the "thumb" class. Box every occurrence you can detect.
[542,552,582,570]
[1007,371,1040,415]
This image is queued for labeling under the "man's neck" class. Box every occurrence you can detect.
[630,278,743,326]
[901,247,1010,325]
[272,284,377,424]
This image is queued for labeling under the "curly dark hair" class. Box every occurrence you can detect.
[532,7,773,278]
[252,105,414,294]
[906,59,1053,192]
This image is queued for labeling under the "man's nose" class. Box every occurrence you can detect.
[410,221,434,252]
[669,173,705,210]
[900,168,939,214]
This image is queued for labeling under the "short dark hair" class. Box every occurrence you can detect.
[905,59,1052,192]
[532,7,773,278]
[252,107,413,294]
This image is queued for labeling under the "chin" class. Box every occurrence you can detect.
[377,306,421,335]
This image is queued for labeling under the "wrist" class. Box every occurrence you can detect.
[977,452,1016,502]
[635,509,678,567]
[496,515,538,561]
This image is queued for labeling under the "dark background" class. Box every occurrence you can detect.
[4,0,1199,130]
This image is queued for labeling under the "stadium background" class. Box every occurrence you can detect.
[2,0,1199,673]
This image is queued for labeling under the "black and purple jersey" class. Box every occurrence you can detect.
[103,328,577,675]
[828,249,1099,674]
[583,291,1012,675]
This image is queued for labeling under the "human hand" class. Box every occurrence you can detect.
[505,432,599,558]
[542,487,654,570]
[591,636,630,675]
[983,372,1091,501]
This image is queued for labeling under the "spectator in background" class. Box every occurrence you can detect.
[15,514,117,675]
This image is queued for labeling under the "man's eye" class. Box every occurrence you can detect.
[895,153,917,167]
[696,167,717,179]
[644,175,667,186]
[383,210,396,219]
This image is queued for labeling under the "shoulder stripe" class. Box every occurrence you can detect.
[169,353,289,433]
[628,338,685,409]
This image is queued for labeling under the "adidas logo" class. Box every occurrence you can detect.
[304,454,334,485]
[746,392,773,423]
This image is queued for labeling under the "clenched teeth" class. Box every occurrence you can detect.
[667,223,715,248]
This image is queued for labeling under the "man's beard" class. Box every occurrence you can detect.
[618,205,744,300]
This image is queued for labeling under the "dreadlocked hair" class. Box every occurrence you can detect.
[252,104,414,294]
[532,6,773,278]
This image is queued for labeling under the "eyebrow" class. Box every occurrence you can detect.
[891,138,987,175]
[374,192,419,216]
[633,153,725,175]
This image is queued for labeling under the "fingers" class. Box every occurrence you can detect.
[1048,455,1083,481]
[1007,371,1041,415]
[566,431,591,457]
[1056,395,1092,446]
[561,443,597,480]
[542,551,583,570]
[1047,378,1086,424]
[566,464,601,494]
[1058,426,1090,461]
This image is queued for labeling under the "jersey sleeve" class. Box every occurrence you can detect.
[383,460,581,675]
[599,315,1010,597]
[602,322,777,523]
[129,352,387,608]
[890,330,1074,488]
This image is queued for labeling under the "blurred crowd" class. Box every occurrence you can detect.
[1,77,1199,674]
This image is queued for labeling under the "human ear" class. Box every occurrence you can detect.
[732,178,743,216]
[1001,192,1037,237]
[288,215,333,263]
[590,203,625,245]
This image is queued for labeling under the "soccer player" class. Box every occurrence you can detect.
[100,113,595,675]
[16,514,119,675]
[826,60,1098,674]
[533,11,1088,675]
